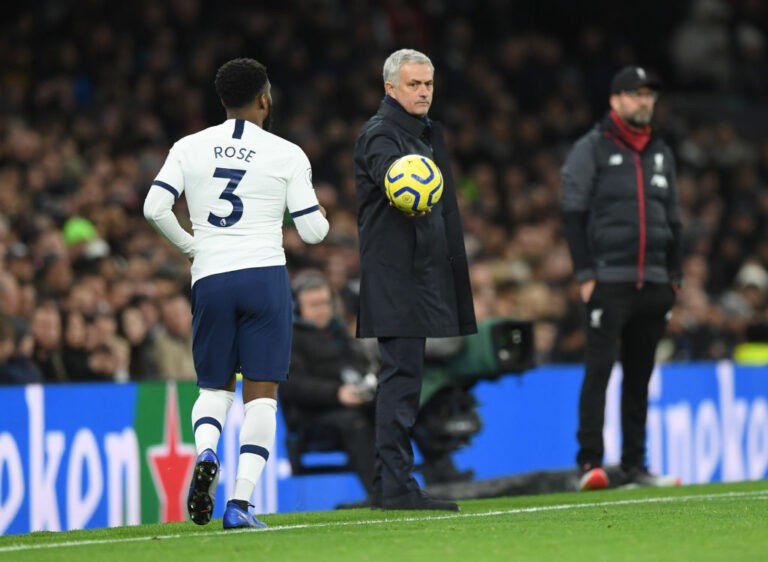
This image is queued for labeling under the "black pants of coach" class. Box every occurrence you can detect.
[374,336,426,499]
[576,281,676,471]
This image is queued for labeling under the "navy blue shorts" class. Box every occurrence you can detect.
[190,266,293,388]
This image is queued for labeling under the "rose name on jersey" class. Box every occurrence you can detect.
[213,145,257,162]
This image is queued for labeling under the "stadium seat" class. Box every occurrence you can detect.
[284,425,356,475]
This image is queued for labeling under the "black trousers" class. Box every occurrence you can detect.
[577,282,676,471]
[374,336,426,499]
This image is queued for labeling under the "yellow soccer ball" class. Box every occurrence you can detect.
[384,154,444,213]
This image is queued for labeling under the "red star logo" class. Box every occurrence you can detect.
[147,383,198,522]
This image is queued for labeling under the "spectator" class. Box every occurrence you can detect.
[86,308,130,382]
[0,271,30,345]
[30,302,68,383]
[118,305,159,380]
[670,0,731,90]
[61,310,90,379]
[152,294,195,381]
[0,315,43,385]
[5,243,35,284]
[280,271,377,502]
[36,254,73,302]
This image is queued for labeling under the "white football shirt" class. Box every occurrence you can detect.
[144,118,328,284]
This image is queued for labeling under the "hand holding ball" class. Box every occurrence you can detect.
[384,154,443,214]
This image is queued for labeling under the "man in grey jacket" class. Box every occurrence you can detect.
[561,66,683,491]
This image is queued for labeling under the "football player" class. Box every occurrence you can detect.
[144,58,328,528]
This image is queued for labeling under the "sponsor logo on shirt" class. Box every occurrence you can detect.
[651,174,668,189]
[590,308,603,328]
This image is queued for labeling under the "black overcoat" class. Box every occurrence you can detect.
[354,99,476,338]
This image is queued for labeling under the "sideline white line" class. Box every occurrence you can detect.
[1,489,766,553]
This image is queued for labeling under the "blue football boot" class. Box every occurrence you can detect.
[187,449,219,525]
[223,500,267,529]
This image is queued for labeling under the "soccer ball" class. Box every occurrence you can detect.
[384,154,444,213]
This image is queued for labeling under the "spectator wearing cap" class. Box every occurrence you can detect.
[561,65,683,491]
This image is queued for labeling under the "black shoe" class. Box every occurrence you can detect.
[187,449,220,525]
[620,467,680,488]
[381,489,459,512]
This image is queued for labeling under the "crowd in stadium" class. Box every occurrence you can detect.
[1,0,767,384]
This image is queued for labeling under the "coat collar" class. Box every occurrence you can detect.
[378,96,430,137]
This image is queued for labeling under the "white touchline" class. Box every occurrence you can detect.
[1,489,767,553]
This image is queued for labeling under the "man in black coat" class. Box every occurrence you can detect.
[561,66,683,491]
[354,48,476,511]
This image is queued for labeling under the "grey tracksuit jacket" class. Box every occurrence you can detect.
[561,113,683,286]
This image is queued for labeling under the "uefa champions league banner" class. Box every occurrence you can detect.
[0,361,767,535]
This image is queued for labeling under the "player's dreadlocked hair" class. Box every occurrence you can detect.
[214,58,269,109]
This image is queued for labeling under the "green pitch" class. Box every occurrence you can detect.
[2,481,765,562]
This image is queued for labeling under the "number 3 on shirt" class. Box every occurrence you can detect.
[208,167,245,227]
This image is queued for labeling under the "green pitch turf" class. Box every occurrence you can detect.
[1,481,766,562]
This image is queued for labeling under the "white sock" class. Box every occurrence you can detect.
[232,397,277,503]
[191,388,234,456]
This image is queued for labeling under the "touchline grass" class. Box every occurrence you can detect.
[1,481,766,562]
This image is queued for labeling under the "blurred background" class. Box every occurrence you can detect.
[1,0,767,385]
